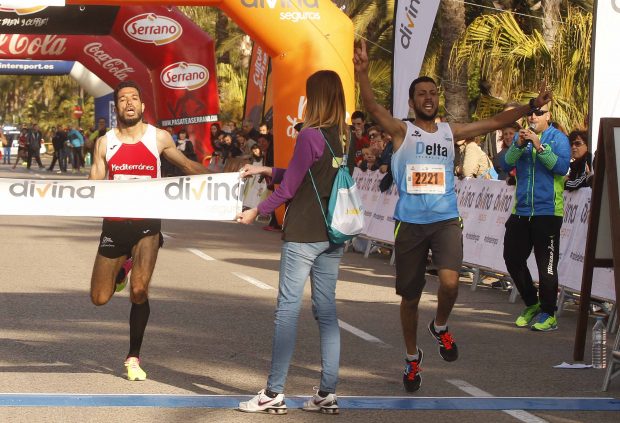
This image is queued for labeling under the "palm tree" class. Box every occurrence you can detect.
[451,7,592,132]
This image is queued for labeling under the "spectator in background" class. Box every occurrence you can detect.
[501,101,571,332]
[26,123,45,170]
[564,130,592,191]
[87,118,108,162]
[48,124,68,173]
[11,127,28,169]
[1,130,9,165]
[210,123,222,151]
[256,133,281,232]
[241,119,260,143]
[458,137,493,179]
[259,122,270,135]
[367,126,384,156]
[176,128,197,162]
[494,123,520,181]
[482,102,520,159]
[359,147,378,172]
[165,126,178,145]
[67,124,85,173]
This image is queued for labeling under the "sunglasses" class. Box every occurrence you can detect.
[527,109,548,117]
[571,141,585,147]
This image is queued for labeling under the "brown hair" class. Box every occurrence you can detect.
[302,70,348,147]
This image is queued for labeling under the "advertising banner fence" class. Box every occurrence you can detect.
[0,173,243,221]
[349,170,616,302]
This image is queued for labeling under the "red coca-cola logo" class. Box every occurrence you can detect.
[0,6,47,15]
[123,13,182,46]
[83,42,135,81]
[0,34,66,56]
[160,62,209,91]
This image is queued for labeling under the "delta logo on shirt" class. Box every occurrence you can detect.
[416,141,448,157]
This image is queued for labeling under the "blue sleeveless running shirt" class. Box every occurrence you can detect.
[391,121,459,224]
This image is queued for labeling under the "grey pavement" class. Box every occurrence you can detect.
[0,161,618,422]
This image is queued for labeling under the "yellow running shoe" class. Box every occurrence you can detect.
[124,357,146,381]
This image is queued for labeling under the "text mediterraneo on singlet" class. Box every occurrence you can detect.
[8,177,241,202]
[415,129,449,158]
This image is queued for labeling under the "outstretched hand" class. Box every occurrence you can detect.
[533,80,553,108]
[353,39,369,74]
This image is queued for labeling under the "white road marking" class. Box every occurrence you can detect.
[192,383,235,395]
[447,379,548,423]
[232,272,274,290]
[187,248,216,261]
[338,319,390,347]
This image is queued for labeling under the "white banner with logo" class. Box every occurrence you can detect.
[392,0,440,119]
[0,173,243,220]
[352,169,615,301]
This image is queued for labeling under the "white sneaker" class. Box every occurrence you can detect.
[238,389,287,414]
[302,389,339,414]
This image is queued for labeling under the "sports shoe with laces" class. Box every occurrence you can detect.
[403,348,423,392]
[302,388,339,414]
[428,320,458,361]
[531,312,558,332]
[115,258,133,293]
[238,389,287,414]
[124,357,146,381]
[515,303,541,328]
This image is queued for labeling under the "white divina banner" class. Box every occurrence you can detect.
[352,168,616,302]
[392,0,440,119]
[0,173,243,220]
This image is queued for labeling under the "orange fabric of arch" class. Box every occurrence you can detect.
[68,0,355,170]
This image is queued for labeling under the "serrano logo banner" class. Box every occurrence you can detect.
[123,13,183,46]
[160,61,209,91]
[0,174,243,221]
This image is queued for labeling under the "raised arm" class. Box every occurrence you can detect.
[88,135,108,180]
[354,39,406,150]
[157,129,211,175]
[451,82,553,141]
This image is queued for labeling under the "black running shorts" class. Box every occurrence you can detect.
[393,217,463,300]
[97,219,164,259]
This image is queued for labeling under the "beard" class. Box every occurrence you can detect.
[118,110,142,127]
[413,104,438,121]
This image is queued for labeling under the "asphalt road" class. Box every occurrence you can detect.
[0,160,618,422]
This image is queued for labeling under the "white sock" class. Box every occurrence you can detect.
[434,321,447,332]
[406,351,419,361]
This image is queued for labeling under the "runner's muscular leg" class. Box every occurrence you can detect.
[91,255,126,305]
[128,233,160,305]
[401,295,421,355]
[435,269,459,326]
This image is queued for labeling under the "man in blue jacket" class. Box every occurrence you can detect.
[501,102,570,331]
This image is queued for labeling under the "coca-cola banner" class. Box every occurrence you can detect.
[0,5,119,35]
[0,33,155,123]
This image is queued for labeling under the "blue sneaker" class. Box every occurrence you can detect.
[531,312,558,331]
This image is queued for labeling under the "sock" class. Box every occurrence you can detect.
[318,390,331,398]
[434,321,447,332]
[406,351,419,361]
[128,300,150,358]
[264,389,279,398]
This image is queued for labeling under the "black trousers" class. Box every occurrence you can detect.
[503,214,562,315]
[26,148,43,169]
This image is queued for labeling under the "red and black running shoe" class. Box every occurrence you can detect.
[403,348,423,392]
[428,320,458,362]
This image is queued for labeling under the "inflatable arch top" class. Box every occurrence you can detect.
[65,0,355,168]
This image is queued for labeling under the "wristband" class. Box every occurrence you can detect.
[536,144,545,154]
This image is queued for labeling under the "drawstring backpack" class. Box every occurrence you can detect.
[308,129,364,244]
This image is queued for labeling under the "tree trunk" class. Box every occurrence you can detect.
[216,10,229,63]
[439,0,469,123]
[542,0,561,49]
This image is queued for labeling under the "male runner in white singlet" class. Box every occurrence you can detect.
[89,81,210,381]
[354,40,552,392]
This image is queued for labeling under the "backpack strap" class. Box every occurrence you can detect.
[307,128,342,227]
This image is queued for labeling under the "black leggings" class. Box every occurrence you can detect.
[503,215,562,315]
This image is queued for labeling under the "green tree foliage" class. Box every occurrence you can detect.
[0,75,93,136]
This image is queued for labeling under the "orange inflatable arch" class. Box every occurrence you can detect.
[68,0,355,169]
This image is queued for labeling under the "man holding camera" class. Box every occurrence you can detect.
[500,102,570,332]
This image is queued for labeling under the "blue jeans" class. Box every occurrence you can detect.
[2,146,10,164]
[267,241,343,394]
